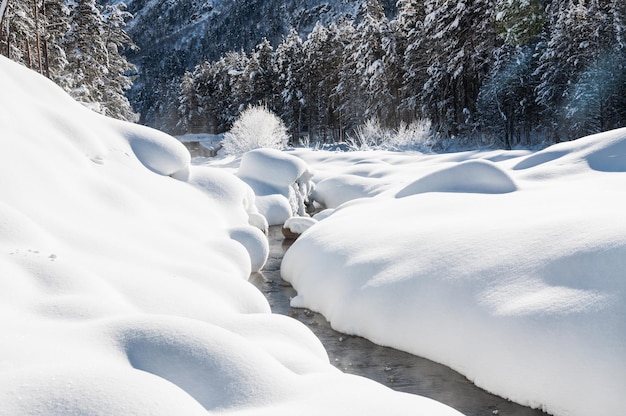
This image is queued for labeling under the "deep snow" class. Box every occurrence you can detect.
[0,57,462,416]
[281,133,626,416]
[3,54,625,416]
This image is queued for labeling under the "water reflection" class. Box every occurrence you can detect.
[249,226,548,416]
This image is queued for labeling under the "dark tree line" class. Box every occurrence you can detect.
[0,0,137,121]
[179,0,626,148]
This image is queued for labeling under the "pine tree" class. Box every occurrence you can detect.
[1,0,37,65]
[420,0,497,138]
[475,0,544,147]
[274,28,306,140]
[332,19,363,137]
[397,0,427,119]
[536,0,626,139]
[353,0,402,129]
[240,38,276,109]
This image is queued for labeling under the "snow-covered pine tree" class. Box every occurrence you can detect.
[535,0,626,139]
[397,0,426,120]
[1,0,38,65]
[217,50,250,129]
[303,22,343,141]
[420,0,497,138]
[178,69,204,133]
[98,3,138,121]
[353,0,402,130]
[274,28,306,140]
[331,20,361,138]
[476,0,544,148]
[321,22,350,141]
[237,38,277,111]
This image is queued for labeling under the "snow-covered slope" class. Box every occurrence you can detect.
[0,57,463,416]
[282,134,626,416]
[106,0,396,130]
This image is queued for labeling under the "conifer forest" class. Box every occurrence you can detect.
[2,0,625,148]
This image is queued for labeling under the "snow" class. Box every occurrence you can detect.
[229,225,269,272]
[237,148,315,224]
[283,216,318,235]
[0,56,463,416]
[5,54,625,416]
[282,132,626,416]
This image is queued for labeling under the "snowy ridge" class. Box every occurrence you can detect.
[282,133,626,416]
[0,57,462,416]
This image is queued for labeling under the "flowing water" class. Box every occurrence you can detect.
[249,226,548,416]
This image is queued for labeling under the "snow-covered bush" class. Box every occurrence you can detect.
[348,118,434,152]
[222,105,289,156]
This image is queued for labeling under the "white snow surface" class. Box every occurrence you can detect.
[237,148,315,225]
[282,134,626,416]
[0,57,463,416]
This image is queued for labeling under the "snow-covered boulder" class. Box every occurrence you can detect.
[282,216,318,240]
[237,148,315,225]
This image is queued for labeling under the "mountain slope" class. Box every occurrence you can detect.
[106,0,396,132]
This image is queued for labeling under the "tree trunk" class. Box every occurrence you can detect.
[0,0,9,56]
[32,0,42,74]
[40,0,49,77]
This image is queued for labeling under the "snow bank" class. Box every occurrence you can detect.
[0,57,463,416]
[283,133,626,416]
[237,148,314,224]
[396,159,517,196]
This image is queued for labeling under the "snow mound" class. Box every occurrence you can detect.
[115,316,294,411]
[238,148,309,187]
[396,159,517,197]
[229,225,269,273]
[313,175,384,208]
[187,165,260,227]
[238,148,314,224]
[118,121,191,176]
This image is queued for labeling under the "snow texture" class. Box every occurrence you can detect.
[283,134,626,416]
[237,148,315,224]
[284,216,318,235]
[0,57,463,416]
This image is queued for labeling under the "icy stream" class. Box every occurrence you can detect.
[249,226,548,416]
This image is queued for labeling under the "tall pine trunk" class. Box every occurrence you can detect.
[32,0,42,74]
[0,0,9,56]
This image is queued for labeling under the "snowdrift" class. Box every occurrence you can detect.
[0,57,463,416]
[283,133,626,416]
[237,148,314,225]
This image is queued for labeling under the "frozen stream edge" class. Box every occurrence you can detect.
[249,226,549,416]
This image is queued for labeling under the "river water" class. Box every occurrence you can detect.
[249,226,548,416]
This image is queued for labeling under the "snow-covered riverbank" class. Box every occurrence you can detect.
[253,227,547,416]
[281,135,626,416]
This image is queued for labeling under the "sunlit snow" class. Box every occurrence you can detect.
[282,131,626,416]
[3,52,625,416]
[0,57,462,416]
